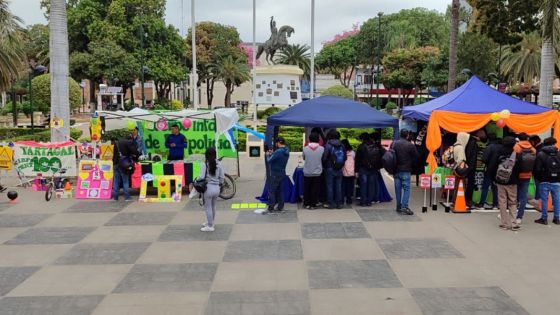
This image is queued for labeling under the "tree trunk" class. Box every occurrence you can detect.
[224,81,232,107]
[447,0,460,92]
[539,38,555,108]
[49,0,70,142]
[207,78,215,107]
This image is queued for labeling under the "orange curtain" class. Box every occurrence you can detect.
[426,110,560,173]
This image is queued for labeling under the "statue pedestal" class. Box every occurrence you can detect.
[254,65,304,109]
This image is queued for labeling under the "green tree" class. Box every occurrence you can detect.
[458,32,498,81]
[210,55,250,107]
[275,44,311,79]
[321,85,353,99]
[0,0,25,91]
[538,0,559,108]
[31,74,81,113]
[23,24,50,67]
[316,36,357,87]
[500,32,541,84]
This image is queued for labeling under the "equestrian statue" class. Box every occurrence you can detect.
[257,16,295,64]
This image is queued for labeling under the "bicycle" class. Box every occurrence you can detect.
[217,157,236,200]
[45,168,67,202]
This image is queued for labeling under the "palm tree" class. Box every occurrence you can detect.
[210,55,250,107]
[500,32,541,84]
[447,0,460,92]
[49,0,70,141]
[0,0,25,91]
[538,0,559,108]
[275,44,311,78]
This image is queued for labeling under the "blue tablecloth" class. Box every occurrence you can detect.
[257,175,294,204]
[290,167,305,203]
[376,170,393,202]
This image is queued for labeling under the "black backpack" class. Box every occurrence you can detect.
[365,144,382,170]
[519,148,536,173]
[382,148,397,175]
[546,153,560,180]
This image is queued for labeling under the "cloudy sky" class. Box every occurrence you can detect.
[11,0,449,48]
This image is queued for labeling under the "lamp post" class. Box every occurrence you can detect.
[28,65,48,133]
[375,12,383,110]
[140,12,147,108]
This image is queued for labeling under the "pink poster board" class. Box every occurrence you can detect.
[76,160,114,200]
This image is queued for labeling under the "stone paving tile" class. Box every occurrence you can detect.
[81,226,165,243]
[104,212,176,226]
[409,287,530,315]
[307,260,403,289]
[137,241,226,264]
[0,295,105,315]
[377,238,464,259]
[0,214,51,227]
[301,222,371,239]
[205,290,310,315]
[55,242,151,265]
[4,227,95,245]
[236,210,298,224]
[223,240,303,262]
[66,201,128,213]
[0,244,73,267]
[302,239,386,261]
[91,292,208,315]
[356,209,421,222]
[37,213,116,227]
[158,225,233,242]
[0,266,40,296]
[0,202,13,212]
[113,263,218,293]
[230,223,300,240]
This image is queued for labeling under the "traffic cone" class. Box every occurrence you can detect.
[453,179,469,213]
[538,193,554,213]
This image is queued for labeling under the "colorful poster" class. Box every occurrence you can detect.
[0,146,14,170]
[141,119,237,160]
[14,141,77,176]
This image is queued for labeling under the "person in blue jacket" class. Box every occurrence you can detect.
[266,137,290,213]
[165,124,187,160]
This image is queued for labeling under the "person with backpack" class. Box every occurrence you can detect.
[529,135,544,206]
[477,133,501,210]
[533,137,560,225]
[465,130,485,208]
[513,133,536,224]
[112,136,140,201]
[302,132,324,209]
[322,130,346,209]
[341,139,355,206]
[486,136,521,231]
[355,133,375,206]
[266,137,290,213]
[370,132,387,202]
[392,129,419,215]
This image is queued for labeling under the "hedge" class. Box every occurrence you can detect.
[8,128,83,142]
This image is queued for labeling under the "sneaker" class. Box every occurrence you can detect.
[553,218,560,225]
[475,203,485,210]
[201,222,208,227]
[515,218,522,225]
[200,226,215,232]
[492,206,499,210]
[525,203,536,210]
[399,208,414,215]
[535,218,548,225]
[511,225,521,231]
[305,205,311,210]
[499,224,509,230]
[323,204,331,209]
[336,204,343,209]
[124,198,133,202]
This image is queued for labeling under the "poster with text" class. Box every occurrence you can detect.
[14,141,77,176]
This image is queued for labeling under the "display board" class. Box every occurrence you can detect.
[0,146,13,170]
[14,141,77,176]
[76,160,113,200]
[139,174,183,202]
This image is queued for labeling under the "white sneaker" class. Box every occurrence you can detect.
[201,222,208,227]
[200,226,215,232]
[515,218,522,225]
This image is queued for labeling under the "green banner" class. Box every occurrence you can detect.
[141,119,237,160]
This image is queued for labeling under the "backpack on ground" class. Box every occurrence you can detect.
[331,145,346,170]
[546,153,560,180]
[495,152,517,184]
[342,151,355,177]
[519,148,536,173]
[365,144,382,170]
[382,148,397,175]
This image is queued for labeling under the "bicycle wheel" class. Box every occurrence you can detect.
[219,174,236,200]
[45,182,54,202]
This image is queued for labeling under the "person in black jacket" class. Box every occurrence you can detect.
[533,137,560,225]
[355,133,375,206]
[112,136,140,201]
[465,129,486,208]
[392,129,419,215]
[477,133,501,209]
[486,136,521,231]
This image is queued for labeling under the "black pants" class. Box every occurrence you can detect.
[303,176,321,207]
[465,169,476,206]
[342,176,355,204]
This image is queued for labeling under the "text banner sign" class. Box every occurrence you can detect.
[14,141,77,176]
[141,119,236,160]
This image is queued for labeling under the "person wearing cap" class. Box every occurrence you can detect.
[165,124,187,160]
[130,126,146,156]
[266,137,290,213]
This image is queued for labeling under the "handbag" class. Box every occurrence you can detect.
[116,142,134,173]
[193,163,208,193]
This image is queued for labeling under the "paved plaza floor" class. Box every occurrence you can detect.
[0,154,558,314]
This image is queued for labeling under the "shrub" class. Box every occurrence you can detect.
[257,106,281,119]
[103,128,131,142]
[31,74,82,113]
[321,85,353,99]
[11,128,83,142]
[385,101,397,110]
[171,99,183,110]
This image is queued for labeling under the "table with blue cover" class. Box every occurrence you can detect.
[257,175,294,204]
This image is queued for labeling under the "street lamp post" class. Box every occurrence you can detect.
[375,12,383,110]
[140,12,146,108]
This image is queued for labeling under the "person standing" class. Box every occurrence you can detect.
[393,129,419,215]
[302,132,324,209]
[533,137,560,225]
[112,136,139,201]
[355,133,382,206]
[266,137,290,213]
[529,135,543,205]
[199,147,224,232]
[465,130,485,209]
[165,124,187,160]
[322,130,346,209]
[341,139,355,206]
[513,133,536,224]
[477,133,500,210]
[487,136,521,231]
[130,126,146,156]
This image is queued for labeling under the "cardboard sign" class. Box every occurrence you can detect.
[100,144,114,161]
[14,141,77,176]
[420,174,431,189]
[445,175,456,190]
[431,173,442,188]
[0,146,13,170]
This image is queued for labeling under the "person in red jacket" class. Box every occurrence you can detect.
[513,133,536,224]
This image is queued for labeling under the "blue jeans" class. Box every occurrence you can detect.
[479,173,497,207]
[325,168,343,207]
[394,171,411,210]
[516,179,530,219]
[539,182,560,220]
[268,173,284,211]
[358,168,376,205]
[342,176,355,204]
[112,167,130,200]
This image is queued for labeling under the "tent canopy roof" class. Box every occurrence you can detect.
[267,95,398,128]
[402,76,551,121]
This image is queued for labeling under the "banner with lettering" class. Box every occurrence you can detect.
[14,141,77,176]
[141,119,237,160]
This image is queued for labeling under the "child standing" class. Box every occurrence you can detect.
[303,132,324,209]
[341,139,355,206]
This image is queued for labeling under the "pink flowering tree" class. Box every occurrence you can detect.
[322,23,360,46]
[239,44,261,67]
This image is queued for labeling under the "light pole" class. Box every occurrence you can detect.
[140,12,147,108]
[28,65,47,133]
[375,12,383,110]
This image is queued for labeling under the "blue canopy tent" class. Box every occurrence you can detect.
[265,95,399,146]
[402,76,550,121]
